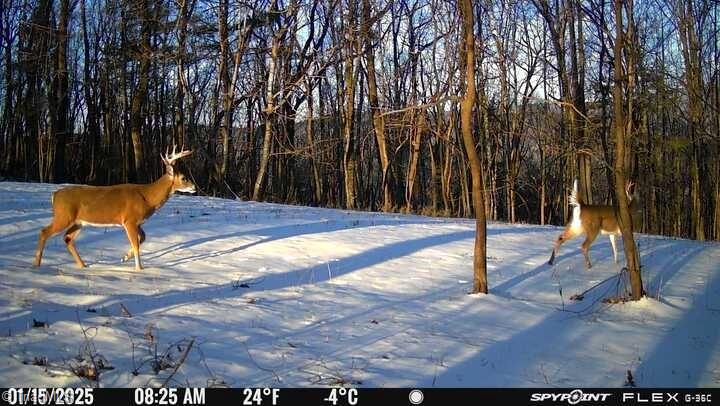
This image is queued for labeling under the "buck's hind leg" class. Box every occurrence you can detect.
[549,227,580,265]
[64,224,86,268]
[122,226,145,263]
[34,217,72,267]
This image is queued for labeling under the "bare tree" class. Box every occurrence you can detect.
[459,0,488,294]
[128,0,154,181]
[613,0,643,300]
[362,0,392,211]
[673,0,707,240]
[341,0,359,209]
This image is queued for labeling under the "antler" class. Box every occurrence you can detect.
[162,145,193,166]
[161,145,193,175]
[625,181,635,201]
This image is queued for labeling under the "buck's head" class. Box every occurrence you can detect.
[161,146,196,194]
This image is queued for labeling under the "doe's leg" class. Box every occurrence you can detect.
[63,224,86,268]
[608,234,618,264]
[34,217,72,267]
[581,227,601,269]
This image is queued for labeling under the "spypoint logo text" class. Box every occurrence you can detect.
[530,389,612,405]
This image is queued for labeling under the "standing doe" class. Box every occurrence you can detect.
[548,180,639,268]
[34,146,195,271]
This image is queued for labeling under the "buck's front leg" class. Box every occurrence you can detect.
[122,226,145,263]
[123,223,143,271]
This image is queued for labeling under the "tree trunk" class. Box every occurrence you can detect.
[80,0,100,183]
[613,0,643,300]
[460,0,488,294]
[405,112,422,211]
[216,0,231,187]
[20,0,52,181]
[1,0,16,174]
[305,79,323,204]
[129,0,152,182]
[252,30,281,201]
[48,0,72,183]
[362,0,391,211]
[342,6,358,210]
[570,0,591,205]
[675,0,706,240]
[441,130,453,215]
[174,0,195,147]
[540,145,546,225]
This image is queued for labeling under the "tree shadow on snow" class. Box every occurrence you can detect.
[430,240,718,387]
[1,227,511,336]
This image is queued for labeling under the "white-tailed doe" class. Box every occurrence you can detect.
[548,180,639,268]
[34,146,195,271]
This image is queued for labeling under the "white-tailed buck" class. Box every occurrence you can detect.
[548,180,639,268]
[34,146,195,271]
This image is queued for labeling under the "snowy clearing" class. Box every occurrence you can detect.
[0,181,719,388]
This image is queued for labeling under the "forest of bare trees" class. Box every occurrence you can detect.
[0,0,718,242]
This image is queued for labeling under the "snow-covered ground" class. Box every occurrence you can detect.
[0,181,718,388]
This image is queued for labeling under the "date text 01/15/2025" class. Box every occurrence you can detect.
[0,388,206,406]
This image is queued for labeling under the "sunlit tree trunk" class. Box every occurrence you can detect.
[613,0,643,300]
[342,2,358,209]
[253,27,282,201]
[460,0,488,294]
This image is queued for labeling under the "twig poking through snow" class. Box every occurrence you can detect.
[243,343,283,384]
[120,304,133,318]
[71,310,113,387]
[161,338,194,388]
[624,370,636,387]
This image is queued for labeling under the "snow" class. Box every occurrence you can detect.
[0,181,718,388]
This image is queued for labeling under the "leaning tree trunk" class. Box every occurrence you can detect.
[459,0,488,294]
[252,30,281,201]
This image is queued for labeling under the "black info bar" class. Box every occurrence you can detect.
[1,387,716,406]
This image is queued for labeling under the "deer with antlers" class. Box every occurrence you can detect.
[34,146,195,271]
[548,180,640,269]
